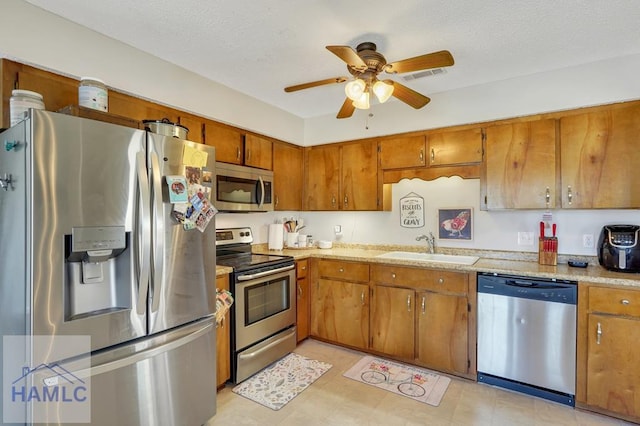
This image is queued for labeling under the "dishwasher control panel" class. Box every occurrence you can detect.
[477,273,577,304]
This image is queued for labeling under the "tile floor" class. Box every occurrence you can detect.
[207,339,635,425]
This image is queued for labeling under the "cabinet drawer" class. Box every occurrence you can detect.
[371,265,468,293]
[296,259,308,279]
[317,259,369,283]
[589,286,640,317]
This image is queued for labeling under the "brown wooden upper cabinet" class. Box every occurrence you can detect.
[427,128,482,166]
[484,119,557,209]
[379,135,426,169]
[560,104,640,208]
[177,115,204,143]
[273,142,303,210]
[203,122,273,170]
[305,140,378,211]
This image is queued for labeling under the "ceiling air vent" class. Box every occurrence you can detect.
[402,68,447,82]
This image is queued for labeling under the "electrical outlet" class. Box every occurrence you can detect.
[334,225,342,234]
[583,234,594,248]
[517,232,534,246]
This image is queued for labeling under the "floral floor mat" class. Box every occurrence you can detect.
[232,353,332,411]
[343,355,451,406]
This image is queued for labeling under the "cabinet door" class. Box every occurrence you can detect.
[342,141,378,211]
[484,119,557,209]
[178,115,204,143]
[310,279,369,349]
[560,106,640,208]
[370,285,415,359]
[305,145,341,210]
[204,122,244,165]
[215,274,231,387]
[273,142,303,211]
[586,314,640,418]
[417,292,469,375]
[245,134,273,170]
[296,260,309,342]
[379,135,426,169]
[428,128,482,166]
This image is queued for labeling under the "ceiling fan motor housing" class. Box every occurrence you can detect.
[349,42,387,80]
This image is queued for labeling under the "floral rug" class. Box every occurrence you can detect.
[343,355,451,407]
[232,353,332,411]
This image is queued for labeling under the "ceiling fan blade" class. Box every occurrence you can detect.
[337,98,355,119]
[385,50,454,74]
[326,46,368,71]
[387,80,431,109]
[284,77,348,92]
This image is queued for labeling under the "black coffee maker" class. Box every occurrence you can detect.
[598,225,640,273]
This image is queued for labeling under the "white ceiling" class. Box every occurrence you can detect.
[24,0,640,119]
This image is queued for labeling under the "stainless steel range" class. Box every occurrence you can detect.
[216,227,296,383]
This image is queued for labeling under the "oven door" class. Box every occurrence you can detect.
[233,265,296,350]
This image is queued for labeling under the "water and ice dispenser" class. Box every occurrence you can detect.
[65,226,131,320]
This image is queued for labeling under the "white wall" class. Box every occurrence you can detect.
[2,0,638,257]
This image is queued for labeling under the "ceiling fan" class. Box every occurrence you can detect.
[284,42,454,119]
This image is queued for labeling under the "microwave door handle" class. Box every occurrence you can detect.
[135,151,151,316]
[150,152,164,313]
[258,176,265,208]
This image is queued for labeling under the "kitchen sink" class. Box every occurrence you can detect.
[376,251,479,265]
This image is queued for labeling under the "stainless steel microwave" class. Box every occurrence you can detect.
[213,162,274,212]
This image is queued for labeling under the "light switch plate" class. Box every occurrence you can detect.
[517,231,534,246]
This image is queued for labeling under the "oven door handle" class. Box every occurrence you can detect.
[236,264,295,281]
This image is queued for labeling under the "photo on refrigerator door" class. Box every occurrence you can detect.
[3,335,91,424]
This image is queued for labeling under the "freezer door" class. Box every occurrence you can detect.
[27,110,148,353]
[147,132,217,334]
[29,318,217,425]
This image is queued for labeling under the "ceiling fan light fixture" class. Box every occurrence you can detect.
[373,80,394,103]
[345,78,366,101]
[352,91,370,110]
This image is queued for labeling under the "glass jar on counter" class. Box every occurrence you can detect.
[79,77,108,112]
[10,89,45,126]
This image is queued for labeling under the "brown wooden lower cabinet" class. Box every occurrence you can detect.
[215,274,230,388]
[309,259,475,380]
[577,283,640,423]
[296,259,309,342]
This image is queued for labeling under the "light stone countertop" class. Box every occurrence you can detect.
[251,243,640,288]
[216,265,233,276]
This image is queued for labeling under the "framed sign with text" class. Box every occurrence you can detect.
[399,192,424,228]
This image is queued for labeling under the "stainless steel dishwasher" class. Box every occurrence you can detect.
[477,272,577,406]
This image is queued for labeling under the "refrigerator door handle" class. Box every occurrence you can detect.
[150,151,164,313]
[136,151,151,315]
[70,320,214,380]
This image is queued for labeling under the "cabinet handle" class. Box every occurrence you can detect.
[331,195,336,207]
[421,296,426,314]
[339,268,344,273]
[344,195,348,207]
[361,291,365,306]
[419,149,424,163]
[298,284,302,297]
[621,299,630,305]
[596,322,602,345]
[301,265,306,271]
[275,195,279,207]
[247,149,251,161]
[545,187,550,206]
[407,295,411,312]
[391,273,396,279]
[430,148,435,162]
[236,147,241,161]
[220,316,225,328]
[438,278,444,284]
[567,186,573,205]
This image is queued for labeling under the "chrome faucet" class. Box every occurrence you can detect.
[416,232,436,254]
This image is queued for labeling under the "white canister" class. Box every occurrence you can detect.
[297,234,307,248]
[79,77,108,112]
[10,89,45,126]
[286,232,299,248]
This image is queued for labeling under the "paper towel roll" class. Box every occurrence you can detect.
[268,224,284,250]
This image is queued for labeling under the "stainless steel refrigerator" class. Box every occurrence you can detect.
[0,109,218,425]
